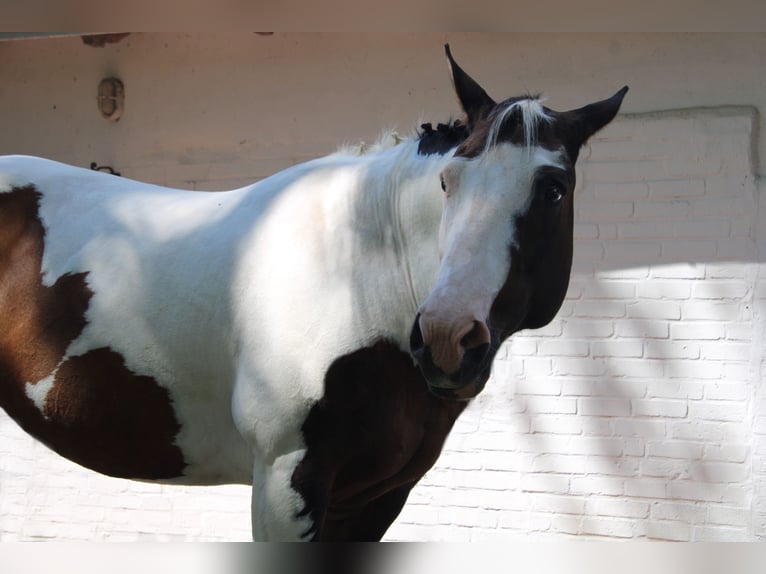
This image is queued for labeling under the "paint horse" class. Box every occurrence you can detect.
[0,46,626,541]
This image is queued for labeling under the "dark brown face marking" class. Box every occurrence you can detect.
[291,341,466,541]
[0,185,185,479]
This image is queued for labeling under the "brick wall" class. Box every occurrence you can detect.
[1,106,764,541]
[0,423,252,540]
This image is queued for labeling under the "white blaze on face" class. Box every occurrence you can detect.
[418,143,565,375]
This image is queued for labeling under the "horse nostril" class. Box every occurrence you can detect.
[409,313,425,357]
[460,320,491,351]
[461,321,491,372]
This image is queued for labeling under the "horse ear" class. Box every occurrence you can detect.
[445,44,496,128]
[564,86,629,148]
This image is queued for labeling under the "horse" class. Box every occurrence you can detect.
[0,45,626,541]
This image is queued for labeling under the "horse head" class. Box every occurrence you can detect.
[410,45,627,400]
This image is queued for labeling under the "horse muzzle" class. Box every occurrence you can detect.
[409,313,493,400]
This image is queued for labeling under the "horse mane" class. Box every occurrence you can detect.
[334,94,550,161]
[416,120,469,156]
[334,122,466,159]
[335,131,407,157]
[415,95,551,157]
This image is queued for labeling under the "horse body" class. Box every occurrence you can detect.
[0,46,626,540]
[0,141,456,537]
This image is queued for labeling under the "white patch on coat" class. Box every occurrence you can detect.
[251,450,314,540]
[24,369,59,415]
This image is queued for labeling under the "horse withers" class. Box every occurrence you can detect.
[0,46,626,540]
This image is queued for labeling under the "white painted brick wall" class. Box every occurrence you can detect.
[1,106,765,541]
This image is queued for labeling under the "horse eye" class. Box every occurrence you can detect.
[545,182,564,204]
[440,176,447,192]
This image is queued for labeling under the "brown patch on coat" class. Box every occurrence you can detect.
[44,348,185,478]
[291,341,466,541]
[0,185,185,479]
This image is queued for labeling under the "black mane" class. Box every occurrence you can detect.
[416,120,469,156]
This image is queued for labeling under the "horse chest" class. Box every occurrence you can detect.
[291,341,466,538]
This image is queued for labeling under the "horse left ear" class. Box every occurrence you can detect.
[565,86,629,148]
[445,44,496,128]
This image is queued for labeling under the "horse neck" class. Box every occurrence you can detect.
[356,141,448,313]
[229,140,449,356]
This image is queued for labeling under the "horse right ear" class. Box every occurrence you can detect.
[564,86,629,149]
[445,44,496,128]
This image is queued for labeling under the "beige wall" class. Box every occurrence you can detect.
[1,33,765,184]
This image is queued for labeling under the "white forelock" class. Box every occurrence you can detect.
[485,97,552,152]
